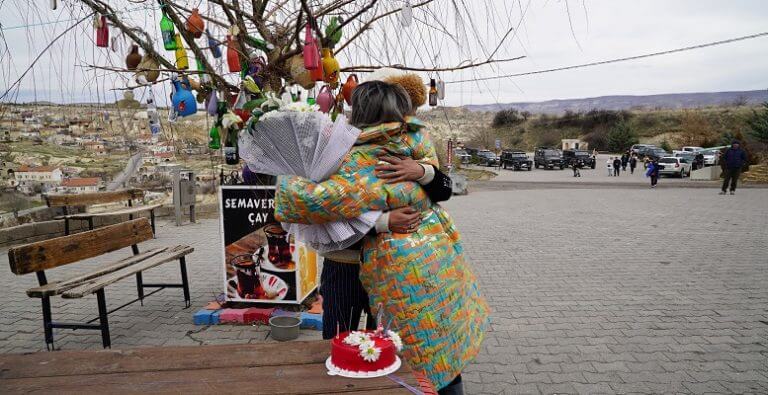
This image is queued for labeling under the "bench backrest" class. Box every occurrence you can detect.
[45,189,145,208]
[8,218,154,275]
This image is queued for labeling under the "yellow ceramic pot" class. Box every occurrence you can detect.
[321,48,339,84]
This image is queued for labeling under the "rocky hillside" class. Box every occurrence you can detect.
[462,90,768,115]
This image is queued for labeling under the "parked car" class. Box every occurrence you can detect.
[673,152,701,170]
[534,147,565,170]
[630,144,655,155]
[658,156,692,177]
[453,149,471,165]
[700,147,726,166]
[645,148,671,161]
[636,145,660,158]
[500,150,532,171]
[475,150,500,167]
[562,149,596,169]
[673,146,703,155]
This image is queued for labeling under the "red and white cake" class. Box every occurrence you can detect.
[326,330,403,378]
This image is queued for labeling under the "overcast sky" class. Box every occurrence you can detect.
[1,0,767,106]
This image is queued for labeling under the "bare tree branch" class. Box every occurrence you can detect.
[335,0,436,53]
[341,56,526,73]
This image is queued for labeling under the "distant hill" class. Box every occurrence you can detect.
[462,90,768,114]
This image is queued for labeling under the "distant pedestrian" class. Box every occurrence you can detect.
[646,159,660,188]
[629,155,638,174]
[613,157,622,176]
[571,158,581,177]
[621,153,629,171]
[719,140,748,195]
[606,157,613,176]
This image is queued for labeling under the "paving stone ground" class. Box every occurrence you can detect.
[1,185,767,394]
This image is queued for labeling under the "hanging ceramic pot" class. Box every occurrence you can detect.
[316,85,334,113]
[206,91,218,116]
[233,86,250,123]
[174,34,189,70]
[436,79,446,100]
[401,0,413,27]
[95,15,109,48]
[226,35,241,73]
[289,55,315,89]
[186,8,205,38]
[247,55,267,88]
[206,29,221,58]
[321,48,340,84]
[171,77,197,117]
[143,55,161,82]
[310,57,324,81]
[303,24,319,70]
[341,74,358,105]
[125,45,142,70]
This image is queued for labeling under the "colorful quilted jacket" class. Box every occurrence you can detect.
[274,117,489,390]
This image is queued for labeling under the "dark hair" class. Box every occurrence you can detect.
[349,81,412,128]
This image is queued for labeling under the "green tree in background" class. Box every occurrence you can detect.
[747,102,768,145]
[659,139,672,152]
[606,121,639,152]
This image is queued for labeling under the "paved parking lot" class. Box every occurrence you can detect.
[1,184,767,394]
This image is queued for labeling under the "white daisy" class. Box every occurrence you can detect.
[386,330,403,352]
[343,331,370,346]
[360,344,382,362]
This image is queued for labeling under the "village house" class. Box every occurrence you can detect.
[83,141,108,156]
[14,165,63,194]
[55,177,101,194]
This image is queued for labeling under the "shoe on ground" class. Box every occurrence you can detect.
[730,191,735,195]
[719,191,727,195]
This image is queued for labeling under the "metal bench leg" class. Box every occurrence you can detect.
[150,210,156,236]
[64,218,70,236]
[88,217,94,231]
[180,257,190,308]
[136,272,144,306]
[41,296,54,351]
[96,289,111,349]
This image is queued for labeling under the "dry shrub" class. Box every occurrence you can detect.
[675,110,717,147]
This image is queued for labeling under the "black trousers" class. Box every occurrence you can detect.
[722,168,741,192]
[614,167,620,176]
[651,175,658,186]
[320,260,374,339]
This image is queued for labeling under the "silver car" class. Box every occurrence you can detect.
[658,157,692,178]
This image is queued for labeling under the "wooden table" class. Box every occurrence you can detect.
[0,340,419,394]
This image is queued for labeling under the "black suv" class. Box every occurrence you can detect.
[474,150,500,167]
[500,150,532,171]
[534,148,565,170]
[562,149,596,169]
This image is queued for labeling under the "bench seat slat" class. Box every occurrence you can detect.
[61,245,194,299]
[55,204,162,220]
[26,248,169,298]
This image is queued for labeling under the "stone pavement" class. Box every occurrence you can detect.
[1,186,767,394]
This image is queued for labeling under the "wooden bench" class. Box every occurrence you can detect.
[7,218,193,350]
[44,188,162,236]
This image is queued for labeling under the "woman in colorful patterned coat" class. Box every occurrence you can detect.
[275,82,489,392]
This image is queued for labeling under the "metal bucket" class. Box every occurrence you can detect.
[269,316,301,341]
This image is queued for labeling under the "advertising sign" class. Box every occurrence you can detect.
[219,185,321,304]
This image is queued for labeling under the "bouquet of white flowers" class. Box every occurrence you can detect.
[239,93,380,252]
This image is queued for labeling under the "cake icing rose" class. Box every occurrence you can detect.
[328,330,402,375]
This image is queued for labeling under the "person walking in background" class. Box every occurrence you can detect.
[646,159,660,188]
[629,155,638,174]
[571,158,581,177]
[613,156,622,177]
[621,152,629,171]
[719,140,748,195]
[606,157,614,176]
